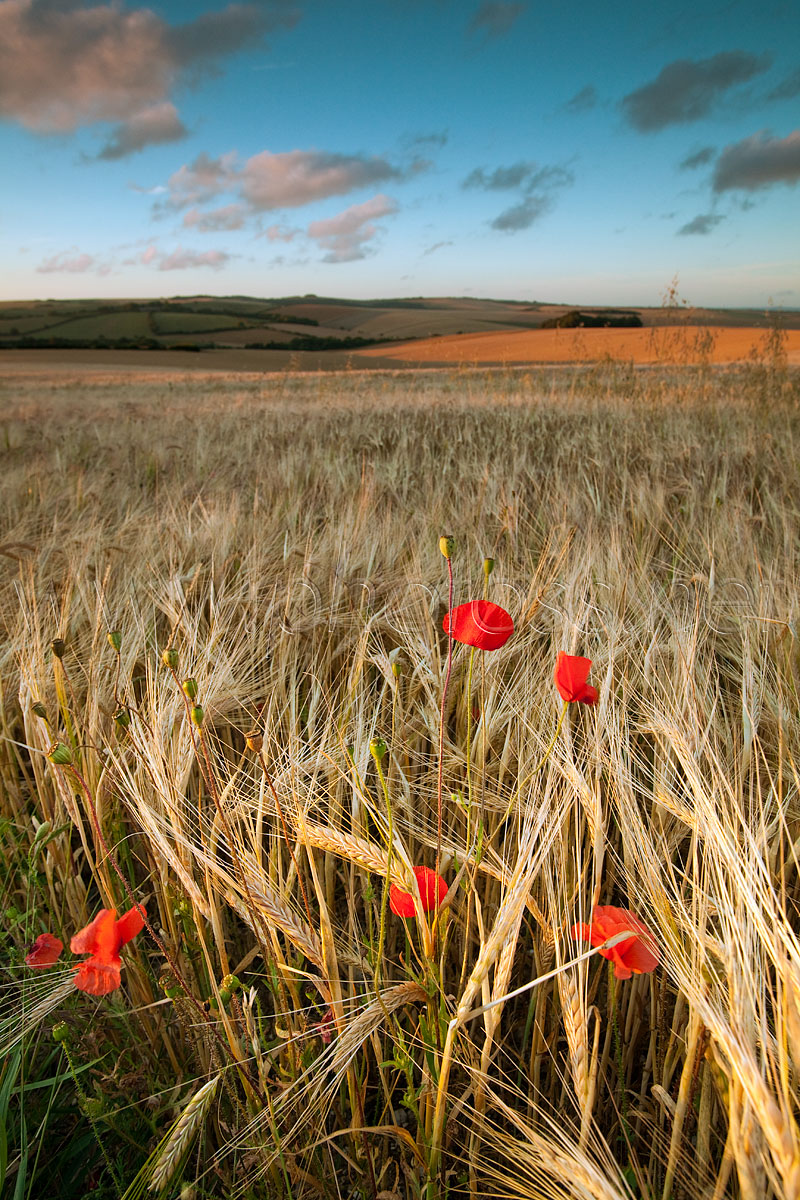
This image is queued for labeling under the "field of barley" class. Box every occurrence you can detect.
[1,356,799,1200]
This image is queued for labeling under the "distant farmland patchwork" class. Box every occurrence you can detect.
[1,295,798,370]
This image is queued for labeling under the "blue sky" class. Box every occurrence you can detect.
[1,0,798,306]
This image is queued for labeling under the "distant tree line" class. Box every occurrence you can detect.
[540,310,643,329]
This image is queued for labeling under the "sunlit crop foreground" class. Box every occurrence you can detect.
[1,356,799,1200]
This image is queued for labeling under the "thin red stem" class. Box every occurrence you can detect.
[436,556,454,883]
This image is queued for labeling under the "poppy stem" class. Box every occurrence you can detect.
[608,963,632,1145]
[464,644,477,852]
[59,1036,123,1195]
[436,555,454,884]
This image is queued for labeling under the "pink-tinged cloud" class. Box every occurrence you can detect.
[36,250,97,274]
[96,102,187,161]
[0,1,299,133]
[240,151,405,210]
[307,194,398,263]
[264,223,302,242]
[712,129,800,192]
[157,246,231,271]
[165,152,239,207]
[183,204,247,232]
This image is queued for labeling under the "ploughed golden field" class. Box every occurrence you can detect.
[357,324,800,366]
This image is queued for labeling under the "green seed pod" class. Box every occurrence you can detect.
[391,660,402,678]
[113,706,131,731]
[483,557,495,579]
[31,701,47,719]
[47,742,73,766]
[182,677,198,701]
[190,704,204,728]
[161,647,179,670]
[51,638,66,659]
[439,535,454,560]
[107,630,122,652]
[221,973,242,993]
[52,1021,69,1043]
[32,820,52,845]
[218,987,232,1006]
[369,737,387,762]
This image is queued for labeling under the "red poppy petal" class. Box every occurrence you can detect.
[588,906,659,977]
[577,684,599,706]
[70,909,118,957]
[73,956,122,996]
[25,932,64,968]
[443,600,513,651]
[115,904,145,947]
[414,866,447,912]
[554,653,594,703]
[389,885,416,918]
[620,938,660,975]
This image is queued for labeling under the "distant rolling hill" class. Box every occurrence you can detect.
[2,295,798,372]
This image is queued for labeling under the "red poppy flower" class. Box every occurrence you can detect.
[443,600,513,651]
[70,905,145,996]
[25,932,64,969]
[389,866,448,918]
[554,652,598,705]
[571,906,659,980]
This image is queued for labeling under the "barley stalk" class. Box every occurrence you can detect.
[149,1073,221,1194]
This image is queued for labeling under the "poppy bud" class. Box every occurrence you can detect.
[218,987,232,1006]
[160,971,182,999]
[51,638,66,659]
[107,630,122,652]
[483,557,495,579]
[369,737,387,763]
[161,647,179,670]
[31,701,47,719]
[439,536,454,560]
[190,704,204,728]
[47,742,73,766]
[52,1021,69,1043]
[32,820,52,844]
[182,677,198,701]
[113,706,130,731]
[245,730,263,753]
